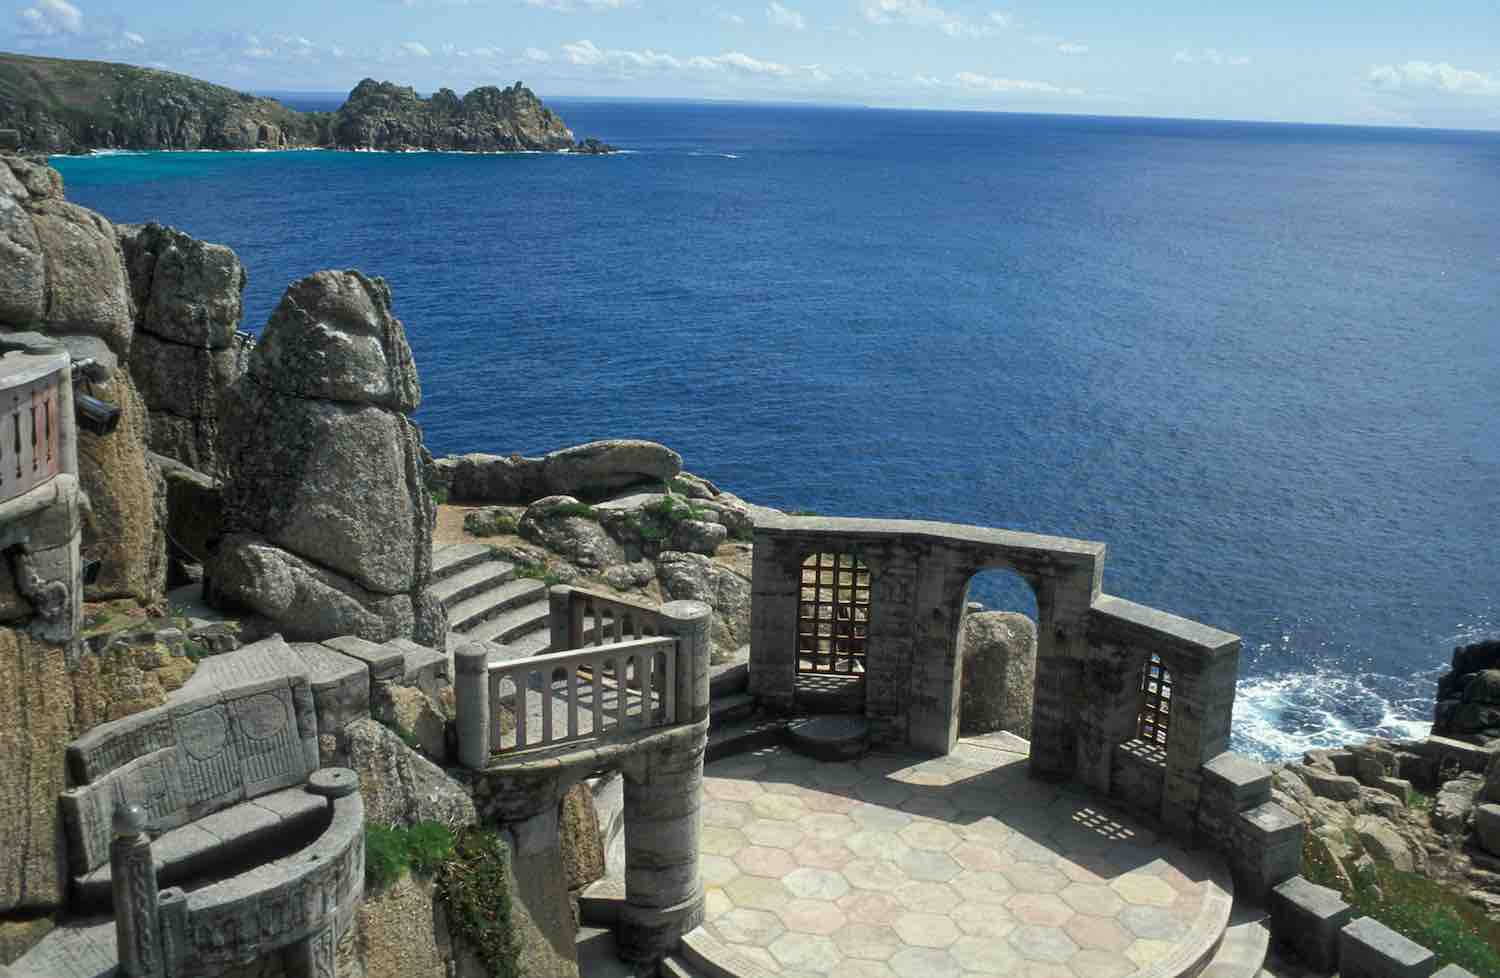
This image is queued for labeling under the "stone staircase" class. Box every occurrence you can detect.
[432,542,553,659]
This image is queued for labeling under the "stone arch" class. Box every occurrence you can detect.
[954,567,1040,739]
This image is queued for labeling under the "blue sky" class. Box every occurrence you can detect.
[6,0,1500,129]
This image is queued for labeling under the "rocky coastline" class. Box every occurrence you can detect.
[0,52,615,156]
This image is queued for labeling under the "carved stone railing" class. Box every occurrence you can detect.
[456,589,711,769]
[0,351,70,507]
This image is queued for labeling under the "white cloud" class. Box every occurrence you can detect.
[1057,41,1088,55]
[18,0,82,36]
[523,46,552,62]
[862,0,997,38]
[525,0,636,10]
[401,41,432,57]
[719,11,744,25]
[1368,61,1500,96]
[555,40,829,81]
[563,39,607,65]
[1174,48,1250,66]
[122,30,144,46]
[955,70,1082,96]
[767,2,804,30]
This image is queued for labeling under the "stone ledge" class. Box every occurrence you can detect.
[1270,875,1352,972]
[1339,916,1435,978]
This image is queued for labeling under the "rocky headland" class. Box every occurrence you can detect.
[0,52,611,155]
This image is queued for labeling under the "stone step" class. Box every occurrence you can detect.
[430,542,494,580]
[574,923,654,978]
[500,627,553,659]
[785,713,870,761]
[464,598,551,645]
[431,559,516,609]
[706,715,785,764]
[709,647,749,699]
[709,692,755,726]
[659,956,702,978]
[680,927,778,978]
[447,579,547,633]
[1198,904,1270,978]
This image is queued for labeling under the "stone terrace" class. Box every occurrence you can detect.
[691,736,1231,978]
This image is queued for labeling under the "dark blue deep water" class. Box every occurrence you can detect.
[51,102,1500,759]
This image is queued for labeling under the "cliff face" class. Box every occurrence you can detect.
[0,55,581,155]
[331,79,574,152]
[0,53,325,153]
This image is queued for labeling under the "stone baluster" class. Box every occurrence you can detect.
[659,600,711,725]
[454,642,491,769]
[111,803,162,978]
[549,585,572,652]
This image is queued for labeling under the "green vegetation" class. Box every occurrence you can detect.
[515,564,566,588]
[439,828,521,978]
[182,639,209,662]
[429,485,449,506]
[364,821,457,889]
[731,524,755,543]
[1301,830,1500,975]
[549,501,598,520]
[789,508,820,517]
[668,477,696,496]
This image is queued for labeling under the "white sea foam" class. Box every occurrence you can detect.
[1232,667,1433,761]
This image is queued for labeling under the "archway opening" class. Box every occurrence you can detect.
[958,568,1040,740]
[1137,653,1173,749]
[795,551,870,712]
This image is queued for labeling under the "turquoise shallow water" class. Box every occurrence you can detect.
[51,101,1500,759]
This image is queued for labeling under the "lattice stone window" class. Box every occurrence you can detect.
[796,553,870,675]
[1138,653,1173,747]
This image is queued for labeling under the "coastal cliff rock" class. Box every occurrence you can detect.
[120,223,251,474]
[436,439,684,503]
[332,79,573,153]
[209,270,444,644]
[1434,639,1500,744]
[959,610,1037,739]
[0,154,166,604]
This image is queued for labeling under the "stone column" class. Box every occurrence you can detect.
[454,642,491,769]
[549,585,573,652]
[110,804,162,978]
[618,728,707,963]
[659,600,711,724]
[748,531,798,713]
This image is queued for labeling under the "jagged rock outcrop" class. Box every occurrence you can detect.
[1435,640,1500,744]
[119,223,251,474]
[518,496,625,569]
[209,270,444,644]
[656,549,752,658]
[436,439,684,503]
[0,53,322,153]
[0,154,167,604]
[959,610,1037,738]
[332,79,573,152]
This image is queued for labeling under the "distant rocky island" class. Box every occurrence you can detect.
[0,52,614,155]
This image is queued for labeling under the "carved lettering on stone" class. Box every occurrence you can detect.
[231,687,313,790]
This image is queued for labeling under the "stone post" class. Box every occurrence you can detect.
[111,804,162,978]
[618,729,707,962]
[455,642,491,769]
[549,585,573,652]
[659,600,711,724]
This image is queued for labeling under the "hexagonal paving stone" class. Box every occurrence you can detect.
[1069,948,1136,978]
[769,932,842,972]
[1125,937,1175,968]
[777,897,847,936]
[1001,862,1069,894]
[951,901,1018,939]
[1006,833,1060,864]
[701,853,741,887]
[1055,857,1109,886]
[893,912,961,948]
[702,825,750,856]
[1025,962,1078,978]
[729,942,781,973]
[843,858,910,892]
[711,907,785,947]
[785,866,851,901]
[950,933,1026,974]
[893,880,963,913]
[744,818,806,849]
[888,945,966,978]
[951,841,1012,873]
[1059,883,1124,917]
[949,870,1016,904]
[834,960,898,978]
[1063,914,1133,952]
[724,875,794,911]
[704,777,764,802]
[802,812,860,839]
[857,754,911,778]
[957,817,1014,847]
[735,845,798,878]
[801,789,860,813]
[855,778,915,806]
[838,890,906,926]
[1119,904,1192,942]
[750,792,808,821]
[810,763,864,788]
[713,755,769,779]
[900,821,961,852]
[702,799,752,828]
[1007,893,1075,928]
[900,794,959,820]
[897,847,962,882]
[1007,924,1079,963]
[850,802,914,832]
[846,830,911,862]
[796,838,855,869]
[1109,873,1178,907]
[705,888,733,918]
[833,922,903,961]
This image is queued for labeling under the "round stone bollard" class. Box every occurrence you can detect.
[111,803,162,978]
[659,600,711,725]
[454,642,492,769]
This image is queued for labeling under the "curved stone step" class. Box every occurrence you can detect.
[1197,904,1270,978]
[465,598,551,645]
[785,713,869,761]
[431,542,494,580]
[499,627,553,660]
[447,578,547,633]
[431,559,516,608]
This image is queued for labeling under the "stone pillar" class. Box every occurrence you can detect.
[549,585,573,652]
[618,728,706,963]
[748,531,797,713]
[660,600,711,724]
[110,804,162,978]
[455,641,491,769]
[1163,649,1239,835]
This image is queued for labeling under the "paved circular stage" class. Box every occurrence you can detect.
[694,735,1232,978]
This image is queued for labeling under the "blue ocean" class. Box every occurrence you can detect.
[50,99,1500,761]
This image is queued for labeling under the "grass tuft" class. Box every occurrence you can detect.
[439,828,521,978]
